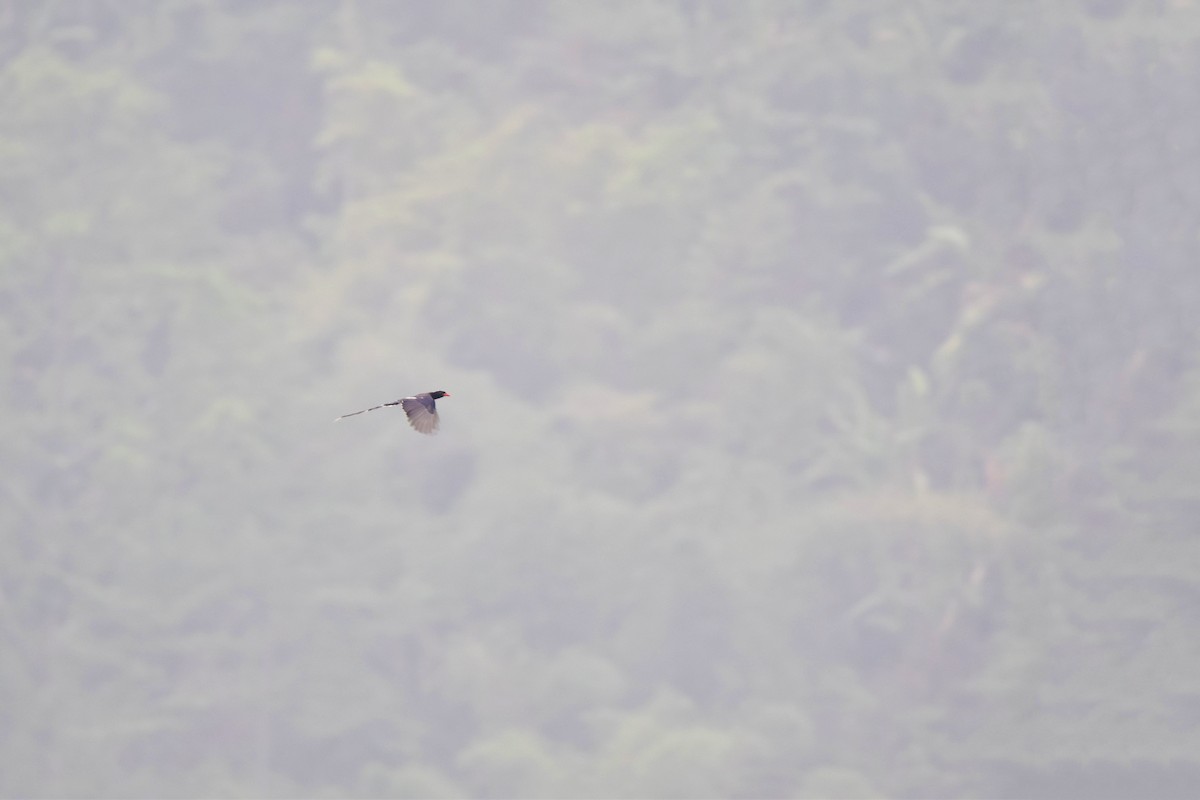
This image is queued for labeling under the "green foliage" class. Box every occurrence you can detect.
[2,1,1199,797]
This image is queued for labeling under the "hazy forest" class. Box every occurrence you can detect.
[4,1,1200,797]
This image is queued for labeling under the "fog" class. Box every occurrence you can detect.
[3,2,1199,797]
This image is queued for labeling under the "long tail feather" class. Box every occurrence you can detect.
[334,400,399,421]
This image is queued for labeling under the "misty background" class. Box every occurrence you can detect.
[3,1,1200,797]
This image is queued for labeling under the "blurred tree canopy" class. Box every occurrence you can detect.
[3,1,1200,797]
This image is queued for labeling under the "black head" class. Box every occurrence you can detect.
[430,390,449,399]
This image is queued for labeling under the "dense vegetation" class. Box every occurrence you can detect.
[3,1,1199,797]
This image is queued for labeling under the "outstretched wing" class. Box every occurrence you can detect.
[401,396,439,434]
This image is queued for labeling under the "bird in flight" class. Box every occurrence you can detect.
[335,390,450,434]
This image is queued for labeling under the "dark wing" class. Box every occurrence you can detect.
[401,395,439,434]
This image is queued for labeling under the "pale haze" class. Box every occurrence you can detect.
[3,2,1199,798]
